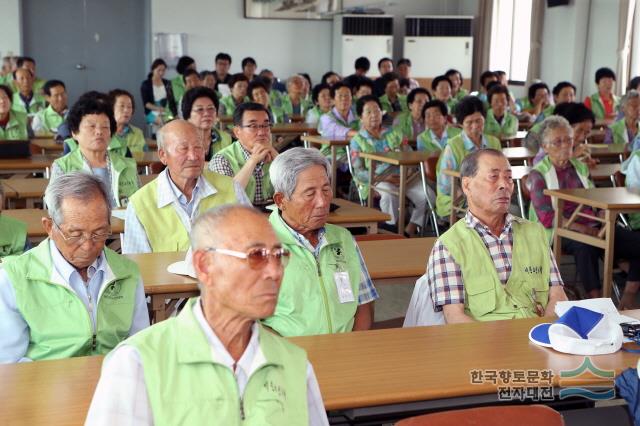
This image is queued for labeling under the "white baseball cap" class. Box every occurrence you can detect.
[529,306,623,355]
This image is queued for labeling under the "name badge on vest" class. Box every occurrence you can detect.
[334,271,355,303]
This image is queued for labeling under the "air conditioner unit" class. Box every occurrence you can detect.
[403,16,473,80]
[333,14,394,77]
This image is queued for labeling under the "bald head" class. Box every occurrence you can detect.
[191,205,273,251]
[157,119,206,181]
[157,119,199,150]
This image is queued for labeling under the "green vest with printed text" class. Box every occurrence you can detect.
[3,240,139,360]
[439,218,550,321]
[53,148,139,208]
[123,298,309,426]
[263,211,361,336]
[129,170,238,252]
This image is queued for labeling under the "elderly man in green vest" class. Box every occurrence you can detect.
[209,102,279,207]
[262,147,378,336]
[0,172,149,363]
[424,149,567,324]
[86,205,330,425]
[123,119,249,254]
[31,79,68,136]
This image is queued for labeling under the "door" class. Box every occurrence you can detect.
[22,0,149,127]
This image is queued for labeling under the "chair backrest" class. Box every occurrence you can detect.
[403,274,445,327]
[396,405,564,426]
[521,173,531,202]
[424,154,440,183]
[345,145,365,206]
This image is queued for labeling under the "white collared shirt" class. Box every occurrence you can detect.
[85,298,329,425]
[122,169,251,254]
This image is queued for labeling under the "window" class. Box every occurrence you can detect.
[489,0,533,83]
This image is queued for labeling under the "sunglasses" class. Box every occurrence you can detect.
[205,247,290,269]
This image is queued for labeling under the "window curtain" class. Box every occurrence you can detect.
[471,0,494,92]
[526,0,545,87]
[617,0,637,95]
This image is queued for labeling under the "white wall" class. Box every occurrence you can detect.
[541,0,619,99]
[151,0,333,83]
[0,0,21,58]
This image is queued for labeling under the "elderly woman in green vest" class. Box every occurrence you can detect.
[109,89,147,153]
[436,96,502,218]
[0,184,28,261]
[431,75,454,115]
[378,72,407,116]
[87,205,329,424]
[31,80,68,136]
[305,83,332,126]
[350,95,431,236]
[50,95,140,208]
[263,148,377,337]
[11,67,45,117]
[416,100,462,154]
[210,102,278,207]
[445,68,468,102]
[0,172,149,363]
[528,116,640,308]
[247,79,285,124]
[421,148,568,324]
[170,56,196,104]
[604,90,639,146]
[483,84,518,139]
[584,67,619,121]
[183,86,232,160]
[0,84,28,140]
[218,72,248,116]
[392,87,430,140]
[124,120,247,254]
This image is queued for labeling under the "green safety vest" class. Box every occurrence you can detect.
[122,298,308,425]
[0,110,28,140]
[65,136,130,158]
[350,129,403,201]
[220,95,243,116]
[209,128,234,156]
[379,94,408,115]
[53,148,139,208]
[608,118,638,146]
[589,93,619,121]
[435,133,502,217]
[416,126,461,154]
[528,155,593,242]
[171,75,186,104]
[392,111,423,139]
[0,215,27,260]
[2,239,139,360]
[439,217,550,321]
[217,141,273,203]
[263,211,361,336]
[484,109,518,139]
[10,91,45,115]
[129,170,238,252]
[277,94,313,117]
[113,125,147,153]
[32,105,65,136]
[454,88,468,102]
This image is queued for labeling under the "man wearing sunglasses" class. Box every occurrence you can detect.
[87,205,330,425]
[210,102,279,207]
[0,172,149,363]
[123,119,249,254]
[262,148,377,337]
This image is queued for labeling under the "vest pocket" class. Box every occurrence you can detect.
[465,277,496,318]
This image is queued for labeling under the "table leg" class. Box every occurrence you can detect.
[398,165,407,235]
[552,198,564,263]
[150,295,167,323]
[331,145,337,196]
[602,209,616,298]
[516,178,525,218]
[368,160,375,208]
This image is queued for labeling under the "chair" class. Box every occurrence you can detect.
[403,274,445,327]
[396,405,564,426]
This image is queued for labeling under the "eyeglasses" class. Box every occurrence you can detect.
[53,220,112,245]
[547,138,573,148]
[239,123,272,131]
[192,106,216,115]
[205,246,290,269]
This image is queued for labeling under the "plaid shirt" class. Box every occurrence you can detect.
[428,211,563,311]
[280,218,379,305]
[209,143,267,205]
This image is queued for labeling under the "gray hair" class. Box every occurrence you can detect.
[540,115,573,147]
[190,204,262,251]
[286,75,304,88]
[270,147,331,198]
[620,89,640,110]
[460,148,506,179]
[44,172,111,225]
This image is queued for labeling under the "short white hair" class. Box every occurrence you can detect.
[270,148,331,198]
[621,89,640,110]
[540,115,573,147]
[44,172,111,225]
